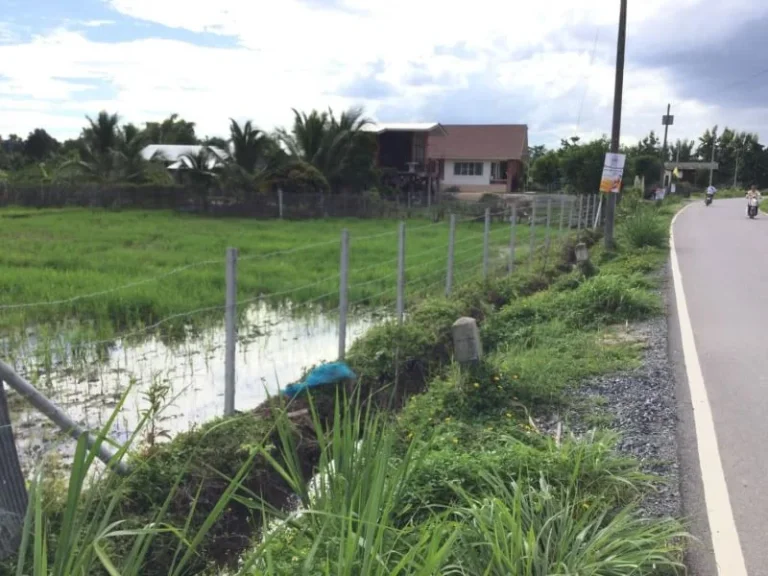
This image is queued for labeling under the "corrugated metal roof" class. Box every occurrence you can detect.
[664,161,719,170]
[428,125,528,161]
[363,123,445,134]
[140,144,229,162]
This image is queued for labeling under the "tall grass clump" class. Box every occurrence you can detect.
[621,206,668,249]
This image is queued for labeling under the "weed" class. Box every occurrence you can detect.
[621,206,669,249]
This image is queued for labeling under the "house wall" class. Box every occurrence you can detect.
[441,160,492,187]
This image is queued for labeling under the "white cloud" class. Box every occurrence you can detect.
[0,0,767,146]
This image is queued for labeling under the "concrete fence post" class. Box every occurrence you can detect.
[0,383,27,560]
[224,247,238,416]
[278,188,284,219]
[338,229,350,359]
[482,208,491,279]
[508,204,517,274]
[544,199,553,267]
[397,222,406,324]
[529,199,537,270]
[446,214,456,296]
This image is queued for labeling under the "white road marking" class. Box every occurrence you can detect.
[670,204,749,576]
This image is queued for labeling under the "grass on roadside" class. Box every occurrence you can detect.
[5,195,688,575]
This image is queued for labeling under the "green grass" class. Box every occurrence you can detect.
[0,208,554,342]
[3,196,690,575]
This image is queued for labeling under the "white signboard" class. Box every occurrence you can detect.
[599,153,626,194]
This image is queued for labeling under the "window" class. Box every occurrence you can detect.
[491,161,508,181]
[453,162,483,176]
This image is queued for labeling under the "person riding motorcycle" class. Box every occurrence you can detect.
[746,185,762,216]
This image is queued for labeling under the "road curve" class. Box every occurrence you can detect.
[672,197,768,575]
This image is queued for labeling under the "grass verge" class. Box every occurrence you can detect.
[3,196,689,575]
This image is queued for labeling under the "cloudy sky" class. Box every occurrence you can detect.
[1,0,766,147]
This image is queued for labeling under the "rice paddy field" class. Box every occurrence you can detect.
[0,203,571,471]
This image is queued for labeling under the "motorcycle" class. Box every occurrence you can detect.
[748,196,759,219]
[705,195,713,206]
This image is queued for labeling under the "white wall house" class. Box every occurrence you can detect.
[428,125,528,193]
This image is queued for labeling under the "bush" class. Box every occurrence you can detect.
[621,207,668,249]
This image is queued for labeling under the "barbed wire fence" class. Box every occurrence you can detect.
[0,193,602,475]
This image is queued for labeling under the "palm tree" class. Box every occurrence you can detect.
[82,111,120,155]
[275,107,372,190]
[229,119,271,173]
[177,147,220,211]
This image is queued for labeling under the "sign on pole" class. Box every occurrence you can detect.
[662,114,674,126]
[599,153,626,194]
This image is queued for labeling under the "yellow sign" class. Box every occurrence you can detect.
[599,153,626,193]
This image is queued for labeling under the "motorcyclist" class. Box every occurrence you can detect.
[746,185,762,216]
[706,184,717,198]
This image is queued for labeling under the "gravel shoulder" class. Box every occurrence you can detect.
[568,276,681,520]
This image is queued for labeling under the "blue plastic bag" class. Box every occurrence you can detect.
[283,362,356,398]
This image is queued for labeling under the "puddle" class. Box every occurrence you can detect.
[3,302,387,472]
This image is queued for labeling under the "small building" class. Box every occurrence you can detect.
[664,161,718,187]
[140,144,229,170]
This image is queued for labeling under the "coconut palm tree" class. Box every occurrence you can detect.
[275,107,373,191]
[177,147,221,211]
[82,111,120,155]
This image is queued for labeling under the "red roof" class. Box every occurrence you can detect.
[428,124,528,161]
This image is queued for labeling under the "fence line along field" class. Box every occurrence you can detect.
[0,195,586,472]
[0,206,558,337]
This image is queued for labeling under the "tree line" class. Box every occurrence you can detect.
[0,109,379,200]
[3,111,765,199]
[529,126,768,192]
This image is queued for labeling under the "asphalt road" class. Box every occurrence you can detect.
[672,197,768,575]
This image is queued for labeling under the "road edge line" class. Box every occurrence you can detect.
[670,203,748,575]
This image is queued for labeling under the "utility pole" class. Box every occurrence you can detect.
[659,103,673,190]
[604,0,627,251]
[734,134,747,188]
[708,126,717,187]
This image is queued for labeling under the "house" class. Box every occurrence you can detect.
[365,122,529,194]
[140,144,229,170]
[363,123,447,175]
[428,125,528,193]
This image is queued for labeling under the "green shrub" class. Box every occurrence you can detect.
[621,207,668,249]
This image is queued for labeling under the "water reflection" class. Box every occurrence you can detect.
[5,302,387,470]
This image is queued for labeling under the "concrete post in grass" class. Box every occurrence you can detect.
[278,188,284,219]
[224,247,238,416]
[452,317,483,363]
[575,242,589,263]
[338,229,350,359]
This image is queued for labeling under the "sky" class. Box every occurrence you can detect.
[1,0,767,148]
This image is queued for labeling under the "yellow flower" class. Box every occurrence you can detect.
[513,375,519,380]
[407,432,414,439]
[506,413,512,418]
[493,375,500,382]
[445,416,452,422]
[473,382,480,388]
[452,437,459,444]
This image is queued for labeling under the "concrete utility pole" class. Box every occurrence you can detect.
[709,126,717,187]
[659,103,673,189]
[734,134,747,187]
[604,0,627,251]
